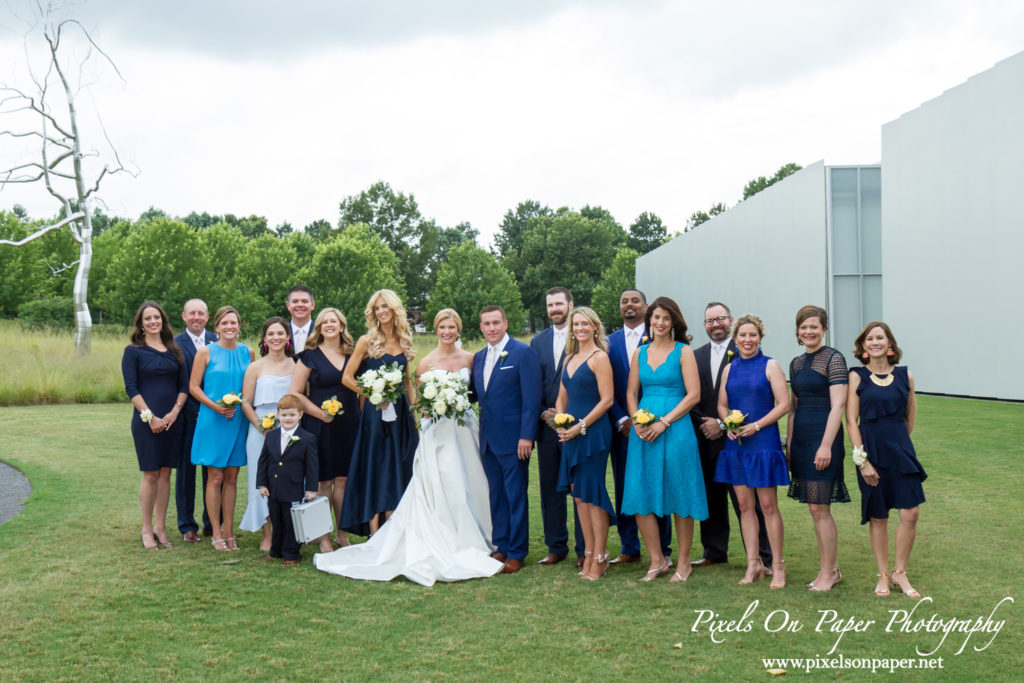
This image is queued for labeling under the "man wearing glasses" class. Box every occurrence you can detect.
[690,302,772,570]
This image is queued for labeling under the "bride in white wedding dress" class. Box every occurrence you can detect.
[314,309,503,586]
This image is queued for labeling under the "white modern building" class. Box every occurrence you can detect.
[637,50,1024,401]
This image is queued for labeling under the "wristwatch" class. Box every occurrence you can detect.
[716,419,726,431]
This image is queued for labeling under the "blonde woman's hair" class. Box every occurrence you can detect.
[432,308,463,334]
[306,307,355,354]
[732,313,766,339]
[565,306,608,357]
[364,289,415,361]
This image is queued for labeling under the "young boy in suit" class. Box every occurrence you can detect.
[256,394,318,565]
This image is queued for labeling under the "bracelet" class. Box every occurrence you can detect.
[753,422,760,432]
[580,419,587,436]
[659,417,671,428]
[139,409,154,423]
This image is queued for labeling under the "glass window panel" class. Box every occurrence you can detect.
[860,168,882,273]
[832,274,861,354]
[862,275,883,323]
[830,168,859,274]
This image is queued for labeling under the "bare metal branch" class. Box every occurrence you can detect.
[0,211,84,247]
[44,258,81,275]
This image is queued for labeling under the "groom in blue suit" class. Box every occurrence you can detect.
[473,305,542,574]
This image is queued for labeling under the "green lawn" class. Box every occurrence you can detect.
[0,396,1021,680]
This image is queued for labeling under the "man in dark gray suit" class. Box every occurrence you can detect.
[174,298,218,542]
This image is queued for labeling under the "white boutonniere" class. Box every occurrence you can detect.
[290,435,300,444]
[139,409,154,423]
[499,351,508,361]
[852,445,867,469]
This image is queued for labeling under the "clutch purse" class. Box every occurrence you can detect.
[289,496,333,544]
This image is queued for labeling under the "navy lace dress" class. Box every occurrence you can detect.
[787,347,850,504]
[338,353,419,536]
[852,366,926,524]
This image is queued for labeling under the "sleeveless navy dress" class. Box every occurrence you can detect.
[299,347,359,482]
[556,355,615,522]
[338,353,419,536]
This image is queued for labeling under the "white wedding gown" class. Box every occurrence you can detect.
[314,369,503,586]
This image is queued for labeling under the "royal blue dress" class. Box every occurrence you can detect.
[556,354,615,522]
[300,347,360,482]
[787,346,851,504]
[190,343,250,468]
[714,349,789,488]
[852,366,926,524]
[122,344,188,471]
[338,352,419,536]
[622,343,708,520]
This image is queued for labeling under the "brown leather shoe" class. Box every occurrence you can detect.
[202,528,213,537]
[536,553,565,566]
[282,559,299,566]
[575,556,585,570]
[609,554,641,565]
[501,558,524,574]
[490,551,507,563]
[691,557,720,567]
[259,554,275,562]
[182,531,201,543]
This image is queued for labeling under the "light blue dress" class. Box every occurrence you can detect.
[240,373,293,532]
[191,343,250,468]
[622,342,708,520]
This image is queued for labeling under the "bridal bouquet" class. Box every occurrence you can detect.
[358,361,406,422]
[416,369,472,424]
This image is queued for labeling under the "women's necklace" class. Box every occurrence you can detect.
[869,371,893,387]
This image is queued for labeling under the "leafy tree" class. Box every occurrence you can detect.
[591,247,640,329]
[518,211,623,327]
[686,202,728,231]
[493,200,552,283]
[437,221,478,258]
[94,218,211,325]
[426,242,526,341]
[274,221,293,236]
[627,212,668,254]
[580,205,625,235]
[303,218,335,240]
[224,214,270,238]
[283,231,317,264]
[300,223,403,338]
[233,234,302,325]
[180,211,222,229]
[138,207,169,222]
[742,162,803,200]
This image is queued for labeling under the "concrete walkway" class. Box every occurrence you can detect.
[0,461,31,525]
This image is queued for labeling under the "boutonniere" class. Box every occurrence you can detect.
[290,435,300,444]
[499,351,508,361]
[726,350,735,360]
[641,335,649,344]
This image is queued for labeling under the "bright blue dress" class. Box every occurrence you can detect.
[338,353,419,536]
[556,354,615,522]
[622,343,708,520]
[190,343,250,468]
[714,349,789,488]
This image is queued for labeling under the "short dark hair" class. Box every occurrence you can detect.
[286,285,314,301]
[795,305,828,345]
[479,305,506,320]
[853,321,903,365]
[705,301,731,317]
[620,288,646,302]
[644,297,692,343]
[545,286,572,302]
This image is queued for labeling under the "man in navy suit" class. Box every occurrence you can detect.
[174,298,218,542]
[530,287,583,566]
[285,285,316,353]
[473,305,542,574]
[606,289,672,565]
[690,301,771,569]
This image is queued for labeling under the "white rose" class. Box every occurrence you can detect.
[455,396,469,411]
[384,370,403,384]
[422,384,438,399]
[369,392,384,405]
[433,399,447,415]
[371,379,386,393]
[443,388,457,403]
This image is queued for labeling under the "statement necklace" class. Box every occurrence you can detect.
[869,371,894,387]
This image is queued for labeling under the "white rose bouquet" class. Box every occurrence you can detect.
[357,361,406,422]
[416,369,473,424]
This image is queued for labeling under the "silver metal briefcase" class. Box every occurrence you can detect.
[289,496,332,543]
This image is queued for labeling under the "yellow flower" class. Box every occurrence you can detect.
[553,413,575,428]
[321,396,344,417]
[218,392,243,407]
[260,414,277,430]
[632,408,657,425]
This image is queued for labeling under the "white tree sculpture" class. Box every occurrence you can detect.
[1,9,130,353]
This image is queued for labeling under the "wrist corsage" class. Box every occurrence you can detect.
[852,445,868,469]
[139,409,154,423]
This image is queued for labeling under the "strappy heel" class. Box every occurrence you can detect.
[669,566,691,583]
[769,560,786,590]
[891,568,921,598]
[639,561,671,582]
[211,538,229,551]
[582,553,610,581]
[577,550,593,576]
[875,572,891,596]
[225,537,239,551]
[808,566,841,592]
[738,558,765,585]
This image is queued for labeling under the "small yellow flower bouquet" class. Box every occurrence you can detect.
[552,413,575,429]
[259,413,279,433]
[321,396,344,419]
[632,408,657,426]
[723,408,747,443]
[217,391,243,408]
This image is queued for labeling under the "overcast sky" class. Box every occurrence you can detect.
[2,0,1022,244]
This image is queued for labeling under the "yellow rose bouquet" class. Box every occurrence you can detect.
[723,409,747,443]
[321,396,344,420]
[217,392,243,418]
[632,408,658,426]
[259,413,279,433]
[553,413,575,429]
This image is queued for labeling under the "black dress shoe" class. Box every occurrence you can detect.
[536,553,566,565]
[609,554,641,565]
[691,557,721,567]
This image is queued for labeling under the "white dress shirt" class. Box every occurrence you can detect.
[483,334,510,391]
[280,426,297,452]
[623,323,646,361]
[290,321,312,352]
[552,326,568,366]
[710,339,731,386]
